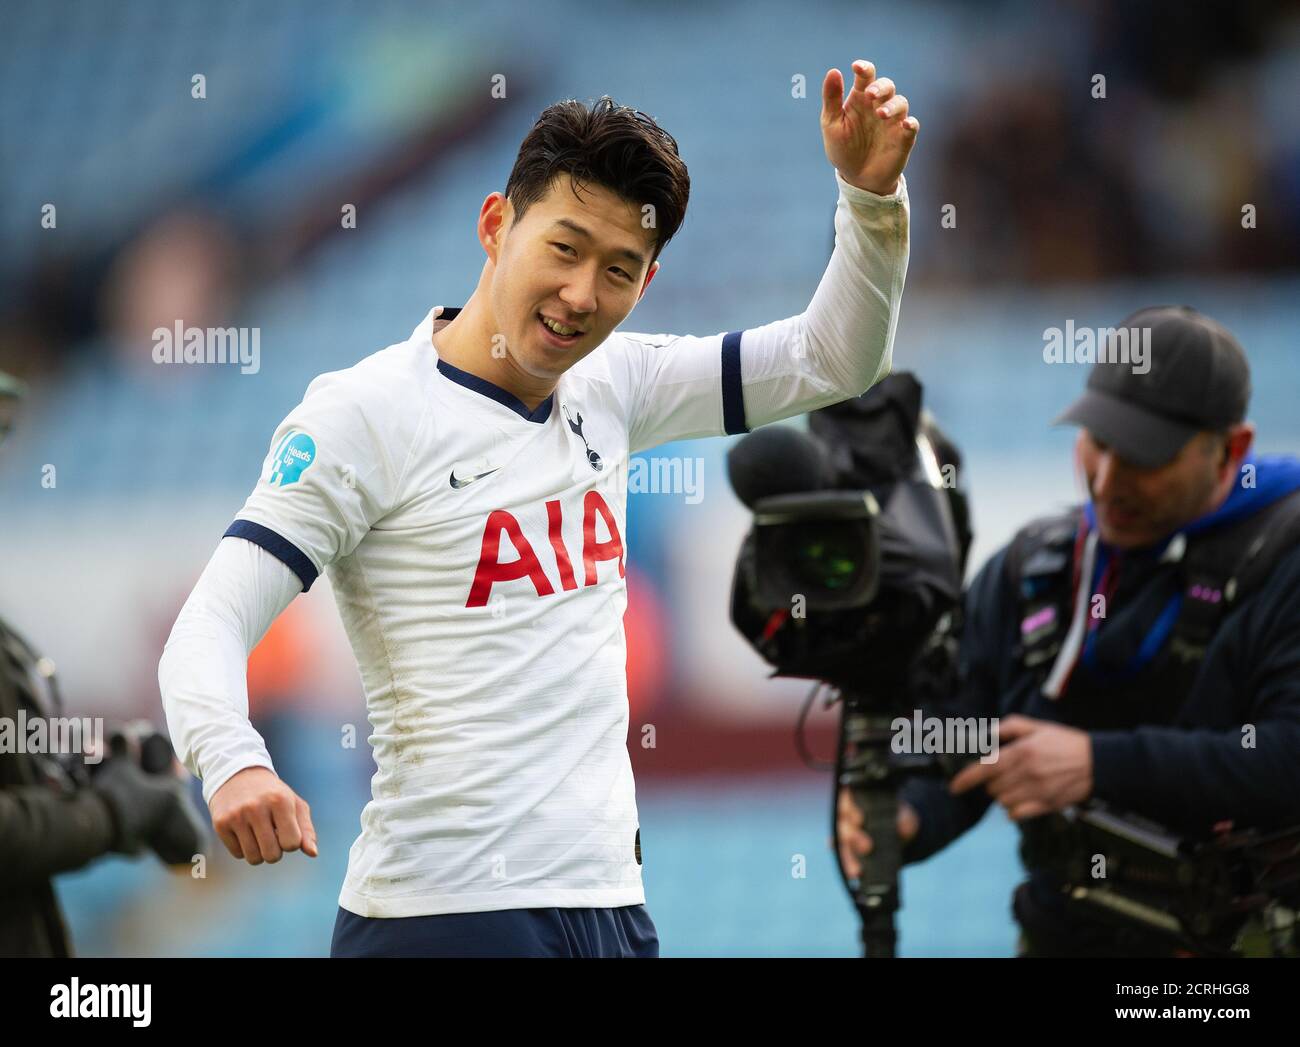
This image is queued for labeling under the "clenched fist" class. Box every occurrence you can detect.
[210,766,318,865]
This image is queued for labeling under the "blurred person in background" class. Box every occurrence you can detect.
[838,307,1300,956]
[101,210,241,379]
[924,1,1300,287]
[0,371,205,958]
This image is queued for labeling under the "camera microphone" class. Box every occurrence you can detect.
[726,425,838,508]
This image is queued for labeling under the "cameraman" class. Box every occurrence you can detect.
[837,307,1300,956]
[0,371,203,957]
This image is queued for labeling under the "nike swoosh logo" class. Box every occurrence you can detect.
[449,467,499,490]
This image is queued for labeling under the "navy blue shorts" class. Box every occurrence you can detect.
[330,904,659,958]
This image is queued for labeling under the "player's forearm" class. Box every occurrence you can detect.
[160,619,275,806]
[732,172,910,432]
[158,538,299,804]
[800,170,910,395]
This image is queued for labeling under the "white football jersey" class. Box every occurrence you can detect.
[223,171,908,917]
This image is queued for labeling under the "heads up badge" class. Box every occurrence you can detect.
[267,430,317,487]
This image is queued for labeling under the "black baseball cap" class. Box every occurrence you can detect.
[1053,306,1251,468]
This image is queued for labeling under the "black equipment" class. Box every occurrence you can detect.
[727,372,1300,957]
[1021,801,1300,957]
[1,618,206,866]
[727,373,971,957]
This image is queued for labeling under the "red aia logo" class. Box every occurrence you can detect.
[466,490,625,607]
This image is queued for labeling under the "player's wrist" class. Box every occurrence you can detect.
[845,175,897,195]
[836,169,906,203]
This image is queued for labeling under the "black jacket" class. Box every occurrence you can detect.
[0,618,117,958]
[899,484,1300,947]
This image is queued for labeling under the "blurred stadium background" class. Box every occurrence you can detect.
[2,0,1297,956]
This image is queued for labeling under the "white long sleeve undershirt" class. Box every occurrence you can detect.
[159,538,300,804]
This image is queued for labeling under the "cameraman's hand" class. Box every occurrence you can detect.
[834,787,919,879]
[93,753,204,862]
[948,714,1092,820]
[209,766,318,865]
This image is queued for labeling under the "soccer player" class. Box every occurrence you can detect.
[159,59,917,957]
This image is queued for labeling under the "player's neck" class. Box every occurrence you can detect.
[432,296,557,412]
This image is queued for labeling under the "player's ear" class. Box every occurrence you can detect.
[638,261,660,302]
[479,192,508,262]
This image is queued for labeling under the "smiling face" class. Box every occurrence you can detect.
[484,173,659,383]
[1076,427,1247,548]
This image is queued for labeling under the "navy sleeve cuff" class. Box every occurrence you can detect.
[897,775,988,865]
[1089,731,1143,807]
[223,520,318,592]
[721,330,748,436]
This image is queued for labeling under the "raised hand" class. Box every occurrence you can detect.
[821,59,919,197]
